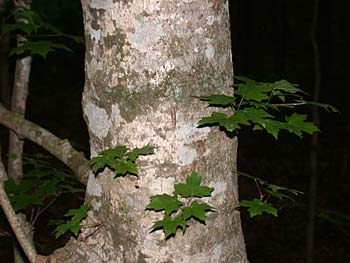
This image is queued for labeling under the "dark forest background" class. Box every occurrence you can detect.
[0,0,349,262]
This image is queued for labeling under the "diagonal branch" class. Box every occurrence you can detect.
[0,103,90,185]
[0,159,37,262]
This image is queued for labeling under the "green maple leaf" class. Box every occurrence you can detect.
[174,171,213,198]
[151,215,187,238]
[4,179,45,211]
[198,112,240,132]
[198,112,228,126]
[146,194,182,216]
[113,160,138,176]
[127,145,154,161]
[284,113,319,138]
[299,100,339,113]
[37,179,58,196]
[89,156,110,173]
[253,119,286,139]
[271,79,305,94]
[235,81,273,102]
[90,145,154,176]
[10,41,72,58]
[12,194,43,212]
[234,76,257,84]
[234,108,273,126]
[54,204,89,238]
[195,94,235,106]
[1,23,36,35]
[262,119,285,139]
[182,201,214,222]
[101,146,128,158]
[239,199,278,217]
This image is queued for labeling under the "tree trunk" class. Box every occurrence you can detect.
[53,1,248,262]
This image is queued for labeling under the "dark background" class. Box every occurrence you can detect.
[0,0,349,262]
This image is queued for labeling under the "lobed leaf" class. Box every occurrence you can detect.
[195,94,235,106]
[150,215,187,238]
[299,100,339,113]
[127,145,154,161]
[146,194,182,216]
[235,80,273,102]
[174,171,214,198]
[182,201,214,222]
[10,41,72,58]
[54,204,89,238]
[284,113,319,138]
[270,79,305,94]
[101,146,128,158]
[239,199,278,217]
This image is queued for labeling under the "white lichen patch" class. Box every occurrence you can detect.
[202,182,227,205]
[90,29,101,43]
[84,102,111,138]
[176,123,210,165]
[128,21,164,52]
[111,104,126,128]
[178,123,210,143]
[91,198,102,211]
[88,0,115,9]
[211,244,223,263]
[87,173,103,197]
[177,145,197,165]
[205,39,215,60]
[206,15,215,25]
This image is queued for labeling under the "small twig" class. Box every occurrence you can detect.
[79,222,104,242]
[237,98,244,110]
[254,179,264,200]
[271,102,306,107]
[268,89,275,102]
[29,207,35,224]
[31,198,56,225]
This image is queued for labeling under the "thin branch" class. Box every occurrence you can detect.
[0,159,37,262]
[0,103,90,185]
[8,0,33,184]
[307,0,321,262]
[31,197,56,225]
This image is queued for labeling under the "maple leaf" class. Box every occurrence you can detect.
[127,145,154,161]
[239,199,278,217]
[182,201,214,222]
[151,216,187,238]
[174,171,214,198]
[195,94,235,106]
[54,204,89,238]
[284,113,319,138]
[146,194,182,216]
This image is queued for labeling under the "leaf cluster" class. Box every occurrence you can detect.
[0,9,83,57]
[197,76,337,139]
[237,171,303,217]
[318,211,350,232]
[89,145,154,177]
[4,154,84,212]
[146,171,214,238]
[53,204,89,238]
